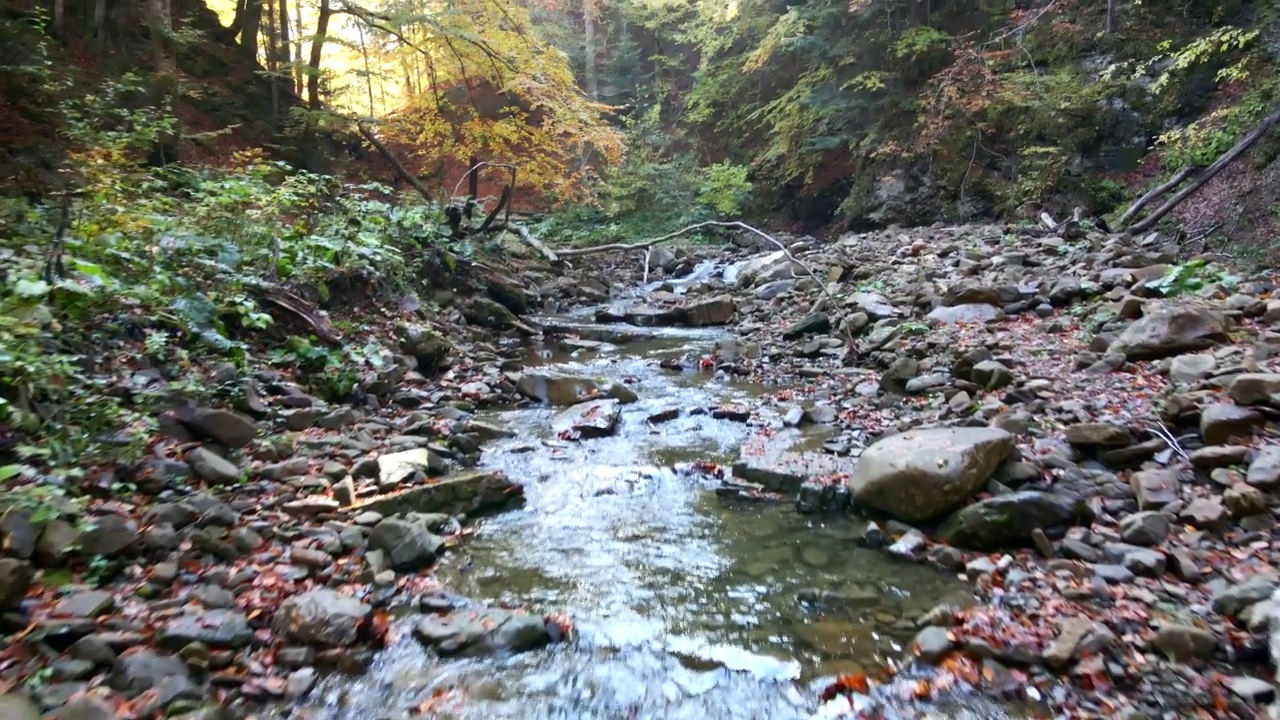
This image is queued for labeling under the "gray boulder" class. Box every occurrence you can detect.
[849,427,1016,523]
[273,588,370,647]
[413,608,556,657]
[1108,303,1228,361]
[937,491,1093,550]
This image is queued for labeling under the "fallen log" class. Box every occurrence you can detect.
[1124,104,1280,236]
[357,122,434,204]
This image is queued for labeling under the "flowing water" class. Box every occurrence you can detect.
[286,313,1029,720]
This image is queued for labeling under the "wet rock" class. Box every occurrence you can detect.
[368,515,446,570]
[179,408,257,448]
[185,446,241,485]
[1119,511,1170,546]
[397,323,452,373]
[913,626,955,663]
[466,297,519,329]
[1107,303,1228,360]
[879,356,919,394]
[782,312,830,339]
[937,491,1092,550]
[1152,624,1217,661]
[353,470,522,517]
[413,608,556,657]
[553,399,622,438]
[1189,445,1250,469]
[732,250,799,288]
[1228,373,1280,407]
[158,610,252,649]
[849,427,1015,523]
[1200,404,1262,445]
[514,372,637,406]
[273,589,370,647]
[685,295,735,326]
[378,447,447,486]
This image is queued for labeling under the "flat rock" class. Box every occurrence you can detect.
[368,514,446,570]
[1152,624,1217,661]
[1108,303,1228,361]
[1119,511,1170,546]
[553,399,622,439]
[937,491,1093,550]
[1130,469,1181,510]
[849,427,1015,523]
[413,608,556,657]
[1199,404,1262,445]
[378,448,447,486]
[180,407,257,448]
[352,471,524,517]
[273,589,370,647]
[1065,423,1131,447]
[186,446,241,485]
[157,610,252,649]
[1246,447,1280,489]
[0,694,40,720]
[1228,373,1280,407]
[514,372,637,406]
[52,591,115,618]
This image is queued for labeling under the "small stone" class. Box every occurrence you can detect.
[53,591,116,618]
[913,626,955,663]
[1065,423,1131,447]
[1152,624,1217,661]
[186,446,241,485]
[1179,497,1227,529]
[331,477,356,507]
[1246,447,1280,489]
[1130,469,1180,511]
[1224,484,1267,518]
[1227,676,1275,704]
[1119,511,1170,546]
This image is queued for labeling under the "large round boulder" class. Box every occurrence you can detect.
[848,427,1015,523]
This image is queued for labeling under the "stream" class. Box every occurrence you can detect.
[284,304,1027,720]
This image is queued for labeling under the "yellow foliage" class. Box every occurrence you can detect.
[367,0,624,205]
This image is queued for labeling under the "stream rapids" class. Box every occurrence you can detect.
[281,301,1025,720]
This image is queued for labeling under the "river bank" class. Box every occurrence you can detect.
[1,221,1278,720]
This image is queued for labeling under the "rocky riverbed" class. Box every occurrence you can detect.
[2,221,1280,719]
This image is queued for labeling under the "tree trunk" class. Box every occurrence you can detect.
[292,0,303,95]
[241,0,263,63]
[53,0,64,36]
[307,0,331,109]
[277,0,291,98]
[583,0,598,100]
[93,0,107,45]
[358,21,375,116]
[1105,0,1115,33]
[144,0,174,73]
[266,0,278,116]
[227,0,246,39]
[1126,105,1280,235]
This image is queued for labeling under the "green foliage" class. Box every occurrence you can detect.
[1144,259,1240,297]
[548,107,753,244]
[0,33,460,511]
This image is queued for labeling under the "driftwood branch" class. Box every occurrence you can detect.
[357,122,434,204]
[478,185,510,233]
[550,220,842,332]
[1125,105,1280,236]
[1116,165,1196,228]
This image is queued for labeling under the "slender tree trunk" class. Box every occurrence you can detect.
[266,0,278,116]
[53,0,64,35]
[93,0,107,45]
[227,0,246,38]
[307,0,331,109]
[293,0,303,95]
[241,0,263,63]
[278,0,292,98]
[357,22,375,116]
[1105,0,1115,33]
[583,0,598,100]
